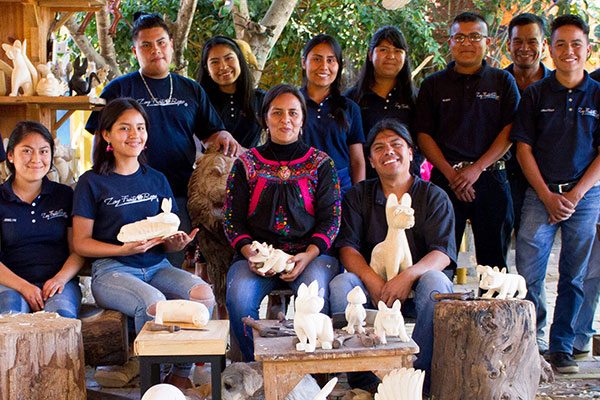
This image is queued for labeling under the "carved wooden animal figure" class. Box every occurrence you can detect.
[117,198,180,242]
[294,281,334,353]
[248,241,295,274]
[141,383,185,400]
[478,265,527,300]
[374,368,425,400]
[2,40,38,96]
[374,300,410,344]
[313,377,338,400]
[68,56,100,95]
[370,193,414,281]
[343,286,367,334]
[154,299,209,327]
[187,147,237,306]
[35,63,67,96]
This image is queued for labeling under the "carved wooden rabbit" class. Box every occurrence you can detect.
[1,40,38,96]
[117,198,181,242]
[478,265,527,300]
[371,193,414,281]
[374,300,410,344]
[343,286,367,334]
[293,281,334,353]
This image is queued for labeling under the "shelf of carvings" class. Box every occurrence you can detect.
[0,0,104,11]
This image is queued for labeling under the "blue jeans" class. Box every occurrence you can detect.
[0,279,81,318]
[329,270,453,393]
[226,255,339,361]
[517,186,600,354]
[573,216,600,352]
[91,257,210,333]
[432,168,513,270]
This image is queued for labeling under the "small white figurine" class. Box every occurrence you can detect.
[248,240,295,274]
[154,299,209,327]
[343,286,367,334]
[140,383,185,400]
[313,376,338,400]
[370,193,414,281]
[46,139,75,185]
[1,40,38,96]
[374,300,410,344]
[35,63,68,96]
[117,198,181,242]
[381,0,411,11]
[375,368,425,400]
[294,280,334,353]
[477,265,527,300]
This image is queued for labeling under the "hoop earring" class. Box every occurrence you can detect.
[106,143,113,152]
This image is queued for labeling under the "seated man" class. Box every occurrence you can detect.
[329,119,455,394]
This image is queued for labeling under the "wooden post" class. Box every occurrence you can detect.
[431,299,540,400]
[0,312,86,400]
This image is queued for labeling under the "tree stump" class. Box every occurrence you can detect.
[0,312,86,400]
[431,299,539,400]
[80,305,129,367]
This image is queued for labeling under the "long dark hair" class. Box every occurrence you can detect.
[301,34,349,130]
[196,36,258,125]
[349,26,417,109]
[6,121,54,176]
[92,98,149,175]
[260,84,307,130]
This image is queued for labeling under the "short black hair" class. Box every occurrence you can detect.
[508,13,546,39]
[550,14,589,40]
[131,12,171,41]
[366,119,413,153]
[451,12,488,34]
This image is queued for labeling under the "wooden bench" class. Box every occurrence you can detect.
[252,319,419,400]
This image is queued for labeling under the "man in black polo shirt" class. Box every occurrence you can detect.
[511,15,600,373]
[330,119,455,394]
[416,11,519,271]
[505,13,552,234]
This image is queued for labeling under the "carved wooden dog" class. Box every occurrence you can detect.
[343,286,367,334]
[477,265,527,300]
[371,193,414,281]
[374,300,410,344]
[294,281,334,353]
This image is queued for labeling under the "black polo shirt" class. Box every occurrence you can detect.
[591,68,600,82]
[208,88,265,149]
[511,71,600,184]
[345,86,415,137]
[505,62,552,95]
[0,137,5,162]
[335,177,457,272]
[0,177,72,283]
[416,61,520,163]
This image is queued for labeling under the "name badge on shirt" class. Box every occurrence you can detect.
[442,98,451,103]
[578,107,599,120]
[476,91,500,101]
[41,209,68,220]
[541,108,555,113]
[3,218,16,222]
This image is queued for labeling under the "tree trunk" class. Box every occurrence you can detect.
[95,8,121,78]
[431,299,540,400]
[81,306,129,367]
[0,312,86,400]
[168,0,198,76]
[233,0,298,83]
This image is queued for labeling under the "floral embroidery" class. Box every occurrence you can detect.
[274,205,290,236]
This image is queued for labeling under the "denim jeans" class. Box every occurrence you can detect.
[92,257,210,333]
[0,279,81,318]
[573,217,600,352]
[517,186,600,354]
[329,270,453,394]
[432,168,513,270]
[226,255,339,361]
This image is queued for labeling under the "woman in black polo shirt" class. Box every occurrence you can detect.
[197,36,264,149]
[0,121,83,318]
[346,26,421,178]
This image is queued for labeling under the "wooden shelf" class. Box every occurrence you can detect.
[0,95,105,109]
[0,0,103,11]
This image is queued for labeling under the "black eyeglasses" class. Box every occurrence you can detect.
[451,33,487,43]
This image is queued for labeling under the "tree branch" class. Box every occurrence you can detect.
[169,0,198,76]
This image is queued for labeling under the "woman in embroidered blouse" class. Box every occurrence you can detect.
[197,36,265,149]
[224,84,342,361]
[0,121,83,318]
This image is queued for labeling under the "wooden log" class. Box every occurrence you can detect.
[0,312,86,400]
[80,305,129,367]
[431,299,539,400]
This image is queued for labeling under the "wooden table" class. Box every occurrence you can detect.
[253,320,419,400]
[134,320,229,399]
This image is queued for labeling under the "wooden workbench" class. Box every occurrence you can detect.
[253,320,419,400]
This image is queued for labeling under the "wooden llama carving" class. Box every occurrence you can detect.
[371,193,414,280]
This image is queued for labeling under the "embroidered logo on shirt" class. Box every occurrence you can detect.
[394,103,411,110]
[136,97,188,108]
[41,209,68,220]
[540,108,555,113]
[442,98,451,102]
[3,218,16,222]
[104,193,159,208]
[476,91,500,101]
[578,107,599,119]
